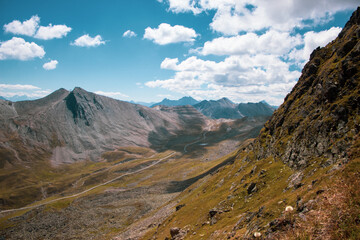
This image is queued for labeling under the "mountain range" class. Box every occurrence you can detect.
[194,98,275,119]
[0,87,208,167]
[151,96,275,119]
[0,6,359,240]
[150,96,200,108]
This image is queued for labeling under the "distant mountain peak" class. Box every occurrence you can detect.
[194,99,274,119]
[151,96,199,108]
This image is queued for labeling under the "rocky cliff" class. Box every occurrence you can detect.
[254,8,360,169]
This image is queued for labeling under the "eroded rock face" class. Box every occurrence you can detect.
[252,7,360,169]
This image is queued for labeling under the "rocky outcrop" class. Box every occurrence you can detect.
[252,7,360,169]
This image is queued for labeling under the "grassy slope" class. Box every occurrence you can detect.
[143,8,360,240]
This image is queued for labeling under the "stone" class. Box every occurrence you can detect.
[247,182,257,194]
[170,227,180,238]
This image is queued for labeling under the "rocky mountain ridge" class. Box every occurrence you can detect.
[253,8,360,169]
[0,87,207,167]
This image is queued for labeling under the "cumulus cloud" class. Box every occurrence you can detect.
[3,15,71,40]
[289,27,342,63]
[144,23,198,45]
[0,37,45,60]
[160,0,358,35]
[146,55,301,105]
[3,15,40,36]
[160,57,180,69]
[160,0,202,14]
[94,91,129,100]
[71,34,106,47]
[200,30,302,56]
[43,60,58,70]
[123,30,137,38]
[34,24,72,40]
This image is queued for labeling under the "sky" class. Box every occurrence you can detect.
[0,0,358,105]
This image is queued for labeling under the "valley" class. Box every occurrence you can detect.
[0,4,359,240]
[0,98,268,239]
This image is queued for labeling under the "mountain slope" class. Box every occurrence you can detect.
[142,7,360,240]
[151,96,199,108]
[0,87,207,167]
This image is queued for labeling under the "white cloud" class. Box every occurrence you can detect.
[4,15,71,40]
[146,55,301,105]
[71,34,105,47]
[3,15,40,36]
[0,84,40,90]
[144,23,198,45]
[123,30,137,38]
[150,0,356,105]
[94,91,129,100]
[0,84,51,99]
[0,37,45,61]
[200,30,302,56]
[160,57,180,69]
[160,0,358,35]
[162,0,202,14]
[289,27,342,63]
[34,24,72,40]
[43,60,58,70]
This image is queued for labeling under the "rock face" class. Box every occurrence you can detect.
[151,96,199,108]
[0,87,207,166]
[253,7,360,169]
[193,98,274,119]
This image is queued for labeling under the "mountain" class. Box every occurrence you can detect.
[0,87,207,167]
[193,97,243,119]
[140,8,360,239]
[0,89,270,239]
[0,96,6,100]
[150,96,199,108]
[237,101,275,117]
[193,98,274,119]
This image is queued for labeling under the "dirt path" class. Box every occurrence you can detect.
[183,131,208,153]
[0,152,175,215]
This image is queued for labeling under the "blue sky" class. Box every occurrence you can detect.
[0,0,358,105]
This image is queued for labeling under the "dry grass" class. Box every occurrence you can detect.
[273,159,360,240]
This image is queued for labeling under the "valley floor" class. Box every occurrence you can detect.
[0,117,265,239]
